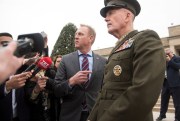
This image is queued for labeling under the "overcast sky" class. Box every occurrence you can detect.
[0,0,180,54]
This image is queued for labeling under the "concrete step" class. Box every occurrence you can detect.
[155,103,174,108]
[156,99,174,104]
[153,106,175,113]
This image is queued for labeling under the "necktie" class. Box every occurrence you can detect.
[81,54,90,88]
[81,54,89,109]
[82,54,89,71]
[82,54,89,88]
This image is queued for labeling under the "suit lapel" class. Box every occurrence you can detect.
[72,51,81,72]
[72,51,84,89]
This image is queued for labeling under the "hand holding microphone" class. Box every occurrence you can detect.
[26,57,53,80]
[33,76,48,93]
[0,33,45,84]
[23,53,40,65]
[5,72,32,92]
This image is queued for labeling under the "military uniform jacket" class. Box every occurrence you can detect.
[87,30,166,121]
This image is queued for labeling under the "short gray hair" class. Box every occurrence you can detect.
[80,24,96,44]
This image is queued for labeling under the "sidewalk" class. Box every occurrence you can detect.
[153,112,175,121]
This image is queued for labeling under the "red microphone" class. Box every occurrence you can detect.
[30,57,52,79]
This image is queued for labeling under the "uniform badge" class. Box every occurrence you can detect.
[113,65,122,76]
[125,38,134,48]
[115,38,134,52]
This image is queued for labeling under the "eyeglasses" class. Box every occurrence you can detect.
[0,41,10,47]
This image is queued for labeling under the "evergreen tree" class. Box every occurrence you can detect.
[51,23,77,57]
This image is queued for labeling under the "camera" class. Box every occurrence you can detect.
[14,33,45,57]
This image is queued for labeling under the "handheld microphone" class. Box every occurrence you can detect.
[14,33,45,57]
[30,57,52,79]
[24,57,41,72]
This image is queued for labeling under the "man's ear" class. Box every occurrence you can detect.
[89,35,94,44]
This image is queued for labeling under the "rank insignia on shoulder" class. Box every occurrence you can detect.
[113,65,122,76]
[115,38,134,52]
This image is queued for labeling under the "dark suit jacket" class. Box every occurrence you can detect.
[87,30,166,121]
[0,83,30,121]
[0,83,13,121]
[167,55,180,87]
[46,51,107,121]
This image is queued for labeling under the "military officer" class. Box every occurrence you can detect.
[87,0,166,121]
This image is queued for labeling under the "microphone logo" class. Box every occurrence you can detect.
[39,60,50,69]
[27,57,52,79]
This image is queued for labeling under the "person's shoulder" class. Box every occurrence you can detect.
[62,51,77,59]
[138,29,160,37]
[93,53,107,61]
[133,29,160,42]
[174,55,180,59]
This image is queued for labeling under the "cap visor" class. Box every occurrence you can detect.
[100,6,123,17]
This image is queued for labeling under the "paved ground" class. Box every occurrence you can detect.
[153,112,175,121]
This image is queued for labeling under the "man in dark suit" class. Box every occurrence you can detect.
[0,32,32,121]
[46,24,107,121]
[0,78,31,121]
[0,66,31,121]
[157,48,180,121]
[156,77,171,121]
[87,0,166,121]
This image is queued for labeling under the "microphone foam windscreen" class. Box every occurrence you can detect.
[37,57,52,70]
[17,33,45,53]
